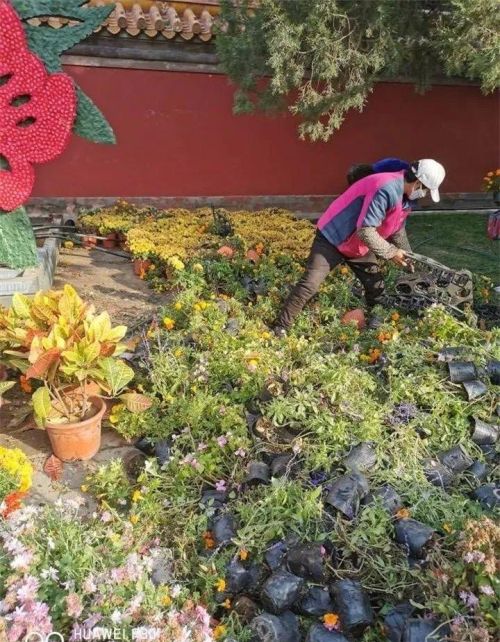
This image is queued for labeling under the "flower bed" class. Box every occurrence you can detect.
[1,207,499,641]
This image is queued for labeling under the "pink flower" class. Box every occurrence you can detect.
[10,551,33,572]
[459,590,479,609]
[197,442,208,451]
[217,436,228,447]
[215,480,227,492]
[235,448,247,458]
[101,511,113,523]
[66,593,83,618]
[16,576,39,602]
[82,576,97,594]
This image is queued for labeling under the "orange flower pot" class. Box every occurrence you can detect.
[133,258,151,276]
[45,396,106,462]
[341,308,366,330]
[83,235,97,249]
[102,233,118,249]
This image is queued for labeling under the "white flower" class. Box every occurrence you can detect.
[171,584,182,598]
[40,567,59,581]
[47,537,55,551]
[110,609,123,624]
[11,551,33,572]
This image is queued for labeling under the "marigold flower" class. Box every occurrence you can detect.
[391,312,400,321]
[215,578,226,592]
[132,490,143,503]
[395,507,411,519]
[213,625,226,640]
[323,613,340,630]
[163,317,175,331]
[130,514,139,525]
[174,302,183,310]
[239,549,249,561]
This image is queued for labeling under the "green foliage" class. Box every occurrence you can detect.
[0,207,38,270]
[217,0,500,140]
[12,0,116,144]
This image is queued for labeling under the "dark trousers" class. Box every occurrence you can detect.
[277,231,385,329]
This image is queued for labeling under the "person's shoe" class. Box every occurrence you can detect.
[367,315,383,330]
[272,325,287,339]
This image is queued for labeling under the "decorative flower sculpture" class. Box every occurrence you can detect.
[0,0,76,211]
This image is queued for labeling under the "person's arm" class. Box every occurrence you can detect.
[358,227,398,259]
[388,226,412,253]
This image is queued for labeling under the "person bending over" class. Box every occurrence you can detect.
[273,159,445,335]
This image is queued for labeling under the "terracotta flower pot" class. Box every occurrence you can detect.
[341,308,366,330]
[133,258,151,276]
[83,235,97,249]
[102,233,117,249]
[45,396,105,462]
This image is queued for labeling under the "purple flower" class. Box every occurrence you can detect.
[215,480,227,492]
[459,590,479,608]
[217,436,228,447]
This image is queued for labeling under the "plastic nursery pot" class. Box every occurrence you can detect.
[331,579,374,637]
[225,559,251,594]
[306,624,349,642]
[362,484,403,514]
[341,308,366,330]
[270,453,297,478]
[245,460,271,487]
[246,563,270,596]
[286,542,327,582]
[467,460,489,483]
[486,359,500,385]
[448,361,476,383]
[423,458,455,489]
[472,483,500,510]
[470,416,499,445]
[437,346,465,362]
[154,439,171,466]
[233,596,258,623]
[383,602,414,642]
[45,396,105,462]
[394,518,435,559]
[462,379,488,401]
[249,611,300,642]
[324,472,369,520]
[402,618,449,642]
[261,569,305,614]
[212,513,237,546]
[83,235,97,249]
[200,489,228,513]
[134,436,156,456]
[133,258,151,276]
[437,445,473,474]
[295,586,334,617]
[102,233,118,249]
[265,540,288,571]
[343,442,377,472]
[478,443,499,464]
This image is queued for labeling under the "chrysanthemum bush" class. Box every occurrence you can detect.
[0,447,32,519]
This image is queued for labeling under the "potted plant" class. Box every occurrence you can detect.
[0,286,147,461]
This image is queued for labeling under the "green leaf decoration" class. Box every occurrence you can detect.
[32,386,52,427]
[0,381,16,397]
[0,208,38,269]
[12,0,116,145]
[119,392,153,414]
[99,358,134,396]
[73,87,116,145]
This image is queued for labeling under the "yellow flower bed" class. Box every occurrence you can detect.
[0,446,33,493]
[79,203,315,261]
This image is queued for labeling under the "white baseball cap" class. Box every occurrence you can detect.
[412,159,446,202]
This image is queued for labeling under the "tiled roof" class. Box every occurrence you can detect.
[26,1,220,43]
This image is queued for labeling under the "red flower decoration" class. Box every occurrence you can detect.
[0,0,76,211]
[1,490,27,518]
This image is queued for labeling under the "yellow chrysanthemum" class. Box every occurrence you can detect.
[0,447,33,493]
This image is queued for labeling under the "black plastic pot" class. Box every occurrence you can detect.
[245,461,271,486]
[246,563,270,596]
[437,347,464,362]
[394,519,434,559]
[383,603,414,642]
[200,489,228,512]
[486,359,500,385]
[423,459,455,489]
[472,483,500,510]
[249,611,300,642]
[154,439,172,466]
[448,361,476,383]
[402,618,449,642]
[226,559,251,594]
[330,579,374,637]
[478,443,499,463]
[467,460,489,482]
[305,624,349,642]
[265,540,288,571]
[343,442,377,472]
[212,513,237,546]
[233,596,258,623]
[362,484,403,514]
[462,379,487,401]
[437,445,473,473]
[325,473,369,520]
[470,417,499,445]
[295,585,334,616]
[261,569,305,614]
[270,453,296,478]
[134,436,156,456]
[286,542,326,582]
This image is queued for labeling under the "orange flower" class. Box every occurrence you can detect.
[395,507,411,519]
[391,312,400,322]
[213,625,226,640]
[217,246,234,258]
[239,548,249,561]
[19,375,32,394]
[202,530,215,550]
[222,598,231,609]
[1,491,26,517]
[323,613,340,630]
[368,348,382,363]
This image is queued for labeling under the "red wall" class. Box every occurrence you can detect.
[33,65,499,197]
